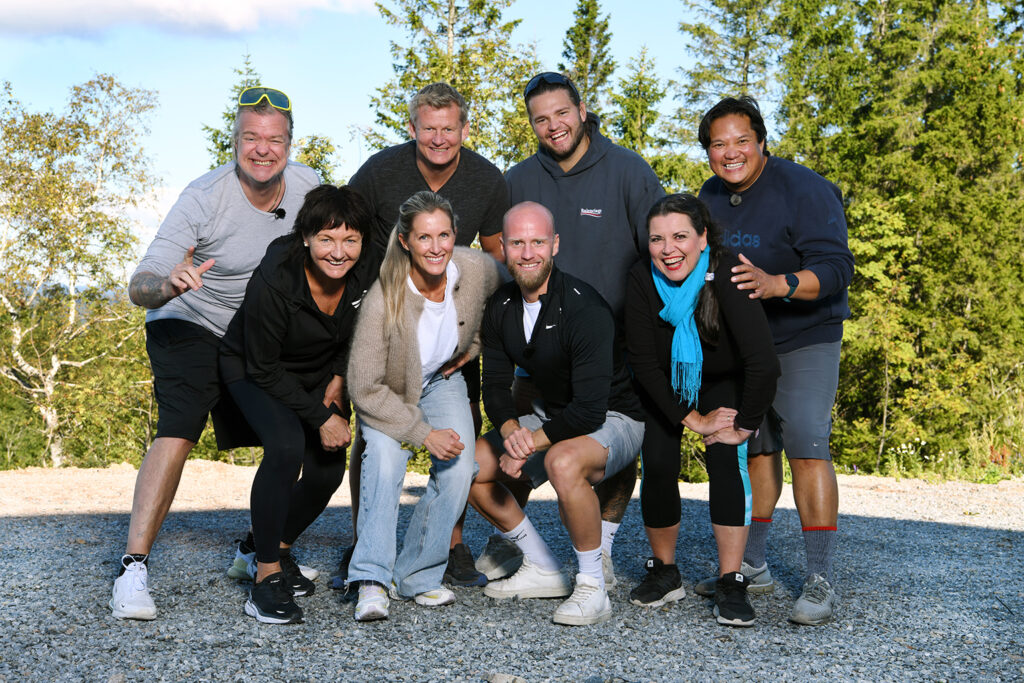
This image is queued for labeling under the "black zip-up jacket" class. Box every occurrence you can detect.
[625,253,780,431]
[481,267,643,444]
[220,234,379,428]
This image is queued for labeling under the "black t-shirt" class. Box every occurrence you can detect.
[349,141,509,257]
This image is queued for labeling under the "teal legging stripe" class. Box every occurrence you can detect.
[738,441,752,526]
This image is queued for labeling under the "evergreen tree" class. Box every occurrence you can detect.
[607,47,703,192]
[609,47,664,154]
[557,0,616,113]
[368,0,540,169]
[776,0,1024,470]
[673,0,779,151]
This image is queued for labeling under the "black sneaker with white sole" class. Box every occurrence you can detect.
[279,550,315,597]
[629,557,686,607]
[244,573,303,624]
[713,572,755,627]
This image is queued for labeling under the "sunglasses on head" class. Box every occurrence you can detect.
[238,86,292,112]
[523,72,581,101]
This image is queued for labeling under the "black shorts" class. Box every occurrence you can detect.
[146,319,258,449]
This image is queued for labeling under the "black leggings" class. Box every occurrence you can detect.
[228,378,347,564]
[639,377,750,528]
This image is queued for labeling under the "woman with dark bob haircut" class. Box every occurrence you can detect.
[624,193,779,627]
[220,184,380,624]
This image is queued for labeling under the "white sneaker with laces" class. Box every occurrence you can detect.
[109,555,157,620]
[483,556,571,599]
[552,573,612,626]
[354,582,389,622]
[414,588,456,606]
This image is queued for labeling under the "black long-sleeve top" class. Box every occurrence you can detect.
[625,252,780,431]
[481,267,643,444]
[220,234,379,429]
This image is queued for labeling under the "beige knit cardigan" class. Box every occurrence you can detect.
[347,247,501,447]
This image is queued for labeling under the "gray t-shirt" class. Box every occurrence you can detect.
[134,161,320,337]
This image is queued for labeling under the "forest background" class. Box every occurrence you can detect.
[1,0,1022,483]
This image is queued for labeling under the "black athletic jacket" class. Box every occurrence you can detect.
[481,267,643,444]
[220,235,379,429]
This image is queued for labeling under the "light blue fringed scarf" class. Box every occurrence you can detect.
[651,247,710,407]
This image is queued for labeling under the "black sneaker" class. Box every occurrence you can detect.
[279,550,316,597]
[629,557,686,607]
[329,545,355,591]
[443,543,488,587]
[713,572,755,627]
[244,573,303,624]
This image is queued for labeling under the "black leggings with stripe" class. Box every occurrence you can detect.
[228,378,348,564]
[639,377,750,528]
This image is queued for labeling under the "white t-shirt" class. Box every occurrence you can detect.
[522,298,542,343]
[409,260,460,388]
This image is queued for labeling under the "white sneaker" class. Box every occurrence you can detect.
[109,555,157,620]
[227,538,319,581]
[552,573,612,626]
[414,587,456,607]
[354,582,389,622]
[475,534,524,581]
[483,556,571,599]
[602,550,617,588]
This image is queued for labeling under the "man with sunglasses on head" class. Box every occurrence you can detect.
[110,87,320,620]
[488,72,663,588]
[340,82,509,588]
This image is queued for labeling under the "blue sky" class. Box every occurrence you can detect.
[1,0,692,245]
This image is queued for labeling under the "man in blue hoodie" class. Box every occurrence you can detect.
[694,96,854,626]
[489,72,663,586]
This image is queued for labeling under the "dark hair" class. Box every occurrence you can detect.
[697,96,768,152]
[288,185,372,260]
[524,72,582,109]
[646,193,729,343]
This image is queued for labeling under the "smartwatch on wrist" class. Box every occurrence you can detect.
[783,273,799,302]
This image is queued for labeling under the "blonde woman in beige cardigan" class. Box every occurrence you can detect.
[346,191,500,621]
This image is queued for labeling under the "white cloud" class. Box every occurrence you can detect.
[0,0,375,36]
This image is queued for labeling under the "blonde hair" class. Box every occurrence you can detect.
[379,190,458,329]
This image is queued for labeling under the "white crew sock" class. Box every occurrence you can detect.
[600,520,620,556]
[503,516,560,571]
[574,545,604,588]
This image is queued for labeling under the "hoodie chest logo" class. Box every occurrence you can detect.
[580,208,602,218]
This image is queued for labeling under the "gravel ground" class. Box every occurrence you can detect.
[1,461,1021,682]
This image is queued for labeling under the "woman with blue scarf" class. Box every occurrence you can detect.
[625,194,779,627]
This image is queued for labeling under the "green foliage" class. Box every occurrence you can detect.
[368,0,541,169]
[774,0,1024,478]
[202,55,338,182]
[0,75,156,467]
[557,0,616,114]
[609,47,666,155]
[673,0,779,152]
[294,135,337,185]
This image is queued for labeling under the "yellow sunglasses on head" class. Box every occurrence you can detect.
[238,86,291,112]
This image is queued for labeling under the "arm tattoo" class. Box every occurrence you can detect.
[129,272,172,309]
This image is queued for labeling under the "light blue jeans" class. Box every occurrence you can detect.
[348,371,476,597]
